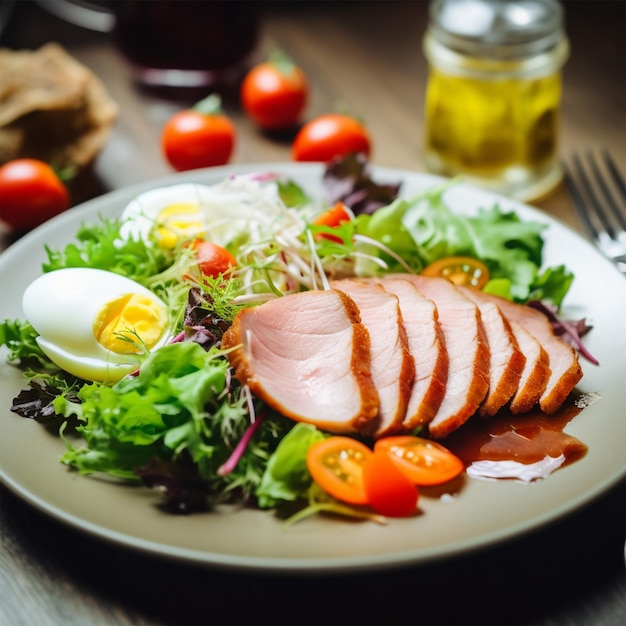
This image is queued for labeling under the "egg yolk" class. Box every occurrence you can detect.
[154,203,205,249]
[93,294,168,354]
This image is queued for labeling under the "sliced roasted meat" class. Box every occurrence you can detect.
[222,289,379,433]
[331,279,415,437]
[469,291,582,414]
[507,321,551,414]
[457,286,526,416]
[371,277,448,430]
[390,274,490,439]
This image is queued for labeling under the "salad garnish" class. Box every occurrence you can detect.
[0,154,595,522]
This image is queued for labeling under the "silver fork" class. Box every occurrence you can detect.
[562,149,626,275]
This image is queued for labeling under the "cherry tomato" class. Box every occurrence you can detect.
[241,51,309,130]
[306,436,372,505]
[374,436,464,486]
[421,256,490,289]
[292,113,371,163]
[362,451,419,517]
[192,240,237,278]
[312,202,352,242]
[161,95,235,171]
[0,159,70,231]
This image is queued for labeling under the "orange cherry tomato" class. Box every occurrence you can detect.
[241,51,309,130]
[306,436,372,505]
[362,451,419,517]
[0,159,70,231]
[312,202,352,242]
[292,113,371,163]
[192,240,237,278]
[161,95,235,171]
[421,256,490,289]
[374,436,464,486]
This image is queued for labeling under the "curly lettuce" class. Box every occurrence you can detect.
[354,184,573,306]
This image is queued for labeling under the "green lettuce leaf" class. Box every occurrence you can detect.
[43,217,171,285]
[355,184,572,304]
[55,342,270,499]
[255,422,327,508]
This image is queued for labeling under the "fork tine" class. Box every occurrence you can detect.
[600,149,626,229]
[563,157,600,240]
[574,152,616,238]
[604,148,626,197]
[585,151,623,234]
[566,151,626,240]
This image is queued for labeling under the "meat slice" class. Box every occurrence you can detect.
[469,291,582,414]
[372,277,448,430]
[222,289,379,433]
[508,321,551,414]
[457,286,526,416]
[390,274,490,439]
[331,279,415,437]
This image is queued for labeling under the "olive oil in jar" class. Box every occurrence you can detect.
[423,0,569,201]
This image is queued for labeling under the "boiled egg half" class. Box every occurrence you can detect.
[117,177,288,252]
[118,183,210,249]
[23,268,171,383]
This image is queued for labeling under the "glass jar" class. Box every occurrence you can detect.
[423,0,569,201]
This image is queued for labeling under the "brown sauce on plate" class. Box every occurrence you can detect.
[443,394,589,471]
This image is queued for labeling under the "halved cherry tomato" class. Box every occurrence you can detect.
[292,113,371,163]
[161,95,235,171]
[241,51,309,130]
[374,436,464,486]
[192,240,237,278]
[0,159,70,231]
[312,202,352,242]
[421,256,490,289]
[362,451,419,517]
[306,436,372,505]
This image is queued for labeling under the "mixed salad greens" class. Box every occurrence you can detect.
[0,154,592,520]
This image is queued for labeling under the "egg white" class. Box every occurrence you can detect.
[22,267,171,383]
[118,183,211,247]
[117,177,289,250]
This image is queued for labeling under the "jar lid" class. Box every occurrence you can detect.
[428,0,565,59]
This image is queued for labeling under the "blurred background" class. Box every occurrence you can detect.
[1,1,623,207]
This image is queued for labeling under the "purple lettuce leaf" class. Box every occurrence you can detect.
[134,455,210,514]
[323,152,401,215]
[527,300,599,365]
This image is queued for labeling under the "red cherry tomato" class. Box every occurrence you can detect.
[241,52,309,130]
[292,113,371,163]
[374,436,464,486]
[421,256,491,289]
[0,159,70,231]
[306,436,372,505]
[312,202,352,242]
[161,95,235,171]
[362,451,419,517]
[192,240,237,278]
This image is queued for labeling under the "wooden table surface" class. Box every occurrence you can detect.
[1,1,624,625]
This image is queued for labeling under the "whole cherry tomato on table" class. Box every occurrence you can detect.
[0,159,70,231]
[161,95,235,171]
[292,113,371,162]
[241,51,309,130]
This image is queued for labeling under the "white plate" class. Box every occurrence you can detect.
[1,163,625,574]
